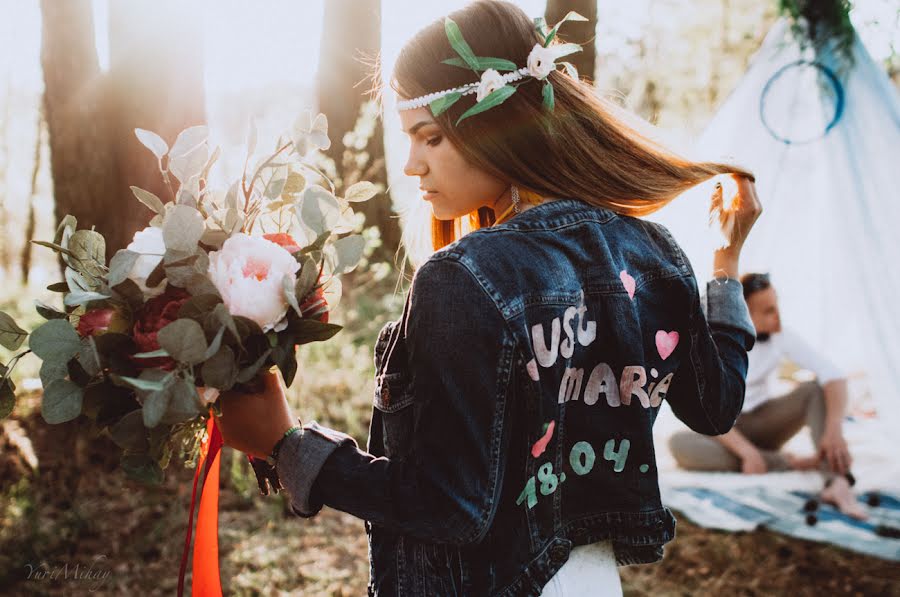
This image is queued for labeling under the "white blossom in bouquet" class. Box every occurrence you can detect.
[126,227,167,298]
[207,234,301,332]
[476,69,506,102]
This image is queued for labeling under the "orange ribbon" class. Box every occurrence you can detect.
[178,412,223,597]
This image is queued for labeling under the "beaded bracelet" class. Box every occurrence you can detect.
[266,421,302,467]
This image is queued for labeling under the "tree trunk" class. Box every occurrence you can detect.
[545,0,598,83]
[41,0,206,257]
[317,0,401,261]
[40,0,119,254]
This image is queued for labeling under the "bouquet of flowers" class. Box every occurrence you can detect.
[0,110,377,484]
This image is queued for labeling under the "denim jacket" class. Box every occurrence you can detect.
[277,198,756,596]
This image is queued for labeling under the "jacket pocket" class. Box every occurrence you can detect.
[373,371,415,459]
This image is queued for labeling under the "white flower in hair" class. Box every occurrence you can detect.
[526,44,558,80]
[476,69,505,102]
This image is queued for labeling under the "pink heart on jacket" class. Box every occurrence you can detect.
[620,270,636,300]
[655,330,679,360]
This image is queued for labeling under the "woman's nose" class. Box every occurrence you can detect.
[404,148,427,177]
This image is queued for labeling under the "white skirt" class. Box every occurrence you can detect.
[539,540,622,597]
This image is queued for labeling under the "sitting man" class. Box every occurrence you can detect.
[669,273,865,519]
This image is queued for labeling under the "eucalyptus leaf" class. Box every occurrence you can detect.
[298,186,341,236]
[264,165,289,199]
[120,453,164,485]
[142,384,171,428]
[170,143,208,185]
[29,319,81,362]
[332,234,366,274]
[0,312,28,350]
[283,275,302,317]
[157,319,207,365]
[64,291,111,307]
[133,349,170,359]
[236,348,272,384]
[31,239,76,259]
[290,319,343,345]
[295,256,319,301]
[162,377,203,424]
[118,375,166,392]
[135,128,169,161]
[456,85,517,125]
[77,337,101,377]
[169,125,208,159]
[65,267,91,293]
[444,17,479,70]
[310,113,330,151]
[39,359,69,387]
[68,229,106,279]
[281,170,306,197]
[178,294,223,321]
[42,379,83,424]
[344,181,378,203]
[203,326,226,360]
[34,300,66,321]
[131,186,165,214]
[0,379,15,419]
[108,250,140,287]
[109,409,149,451]
[53,214,77,245]
[201,345,237,390]
[163,204,205,253]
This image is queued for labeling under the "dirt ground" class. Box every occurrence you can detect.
[2,403,898,597]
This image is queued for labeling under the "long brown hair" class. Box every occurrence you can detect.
[390,0,754,251]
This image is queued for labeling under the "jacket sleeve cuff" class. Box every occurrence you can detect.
[275,421,358,518]
[701,279,756,342]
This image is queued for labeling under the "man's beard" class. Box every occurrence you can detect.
[756,332,771,342]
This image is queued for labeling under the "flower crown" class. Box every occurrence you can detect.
[397,11,587,124]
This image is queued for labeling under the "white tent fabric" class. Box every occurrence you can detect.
[650,18,900,429]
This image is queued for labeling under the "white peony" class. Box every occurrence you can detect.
[526,44,557,80]
[207,233,301,332]
[126,226,167,298]
[476,69,506,102]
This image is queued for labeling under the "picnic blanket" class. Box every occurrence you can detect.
[654,412,900,562]
[662,485,900,561]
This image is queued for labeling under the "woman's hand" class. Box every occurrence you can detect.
[214,369,297,459]
[711,174,763,278]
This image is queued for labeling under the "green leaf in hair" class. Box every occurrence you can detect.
[442,56,519,71]
[444,18,480,71]
[456,85,517,125]
[544,11,589,47]
[429,92,463,117]
[542,81,555,111]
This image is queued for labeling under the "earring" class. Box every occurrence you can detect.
[511,185,521,214]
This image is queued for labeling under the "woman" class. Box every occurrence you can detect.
[216,1,762,595]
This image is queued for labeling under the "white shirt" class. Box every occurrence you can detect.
[540,541,621,596]
[743,327,844,413]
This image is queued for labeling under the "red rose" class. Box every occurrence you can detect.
[262,233,302,254]
[299,286,329,323]
[132,286,191,370]
[76,306,130,337]
[77,308,114,337]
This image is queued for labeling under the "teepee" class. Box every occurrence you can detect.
[652,18,900,427]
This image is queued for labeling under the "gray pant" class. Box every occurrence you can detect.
[669,381,826,472]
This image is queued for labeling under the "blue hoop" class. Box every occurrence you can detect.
[759,60,845,145]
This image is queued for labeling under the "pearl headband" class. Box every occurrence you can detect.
[397,11,587,124]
